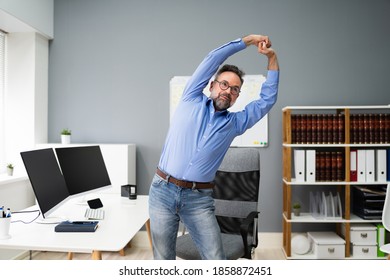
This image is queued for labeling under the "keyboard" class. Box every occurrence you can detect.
[84,208,105,220]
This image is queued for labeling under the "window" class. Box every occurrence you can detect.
[0,31,6,174]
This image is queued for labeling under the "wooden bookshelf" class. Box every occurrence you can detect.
[282,105,390,259]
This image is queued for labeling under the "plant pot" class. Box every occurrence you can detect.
[61,135,71,144]
[6,168,13,176]
[293,208,300,216]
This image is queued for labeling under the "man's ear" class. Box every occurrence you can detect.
[209,81,215,92]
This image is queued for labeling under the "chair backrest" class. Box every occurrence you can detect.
[382,184,390,232]
[213,147,260,234]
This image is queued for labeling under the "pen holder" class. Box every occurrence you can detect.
[0,217,11,240]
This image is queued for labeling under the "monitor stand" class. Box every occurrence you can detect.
[74,195,90,206]
[35,216,67,224]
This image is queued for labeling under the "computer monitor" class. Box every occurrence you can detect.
[55,146,112,199]
[20,148,70,219]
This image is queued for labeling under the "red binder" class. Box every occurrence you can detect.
[350,149,357,181]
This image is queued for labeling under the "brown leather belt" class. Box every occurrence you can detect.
[156,168,214,189]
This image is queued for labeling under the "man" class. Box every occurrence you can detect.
[149,34,279,260]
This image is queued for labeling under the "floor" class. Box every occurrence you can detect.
[29,246,286,260]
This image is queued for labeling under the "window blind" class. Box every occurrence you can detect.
[0,31,6,173]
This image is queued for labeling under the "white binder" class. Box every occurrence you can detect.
[357,150,366,182]
[376,149,387,182]
[306,150,316,182]
[294,150,305,182]
[365,149,375,182]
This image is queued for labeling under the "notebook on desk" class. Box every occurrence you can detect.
[54,221,99,232]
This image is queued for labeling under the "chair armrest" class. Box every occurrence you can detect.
[240,211,260,258]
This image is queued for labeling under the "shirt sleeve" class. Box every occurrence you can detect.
[181,38,246,102]
[234,70,279,135]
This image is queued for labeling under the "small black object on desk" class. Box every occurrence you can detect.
[121,184,137,200]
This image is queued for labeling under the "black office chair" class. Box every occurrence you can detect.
[176,147,260,259]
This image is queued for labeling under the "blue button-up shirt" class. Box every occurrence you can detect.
[158,38,279,182]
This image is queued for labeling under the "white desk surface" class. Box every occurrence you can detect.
[0,194,149,254]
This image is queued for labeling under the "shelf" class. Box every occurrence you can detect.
[283,212,382,224]
[283,143,390,147]
[283,178,389,185]
[282,248,387,260]
[349,214,382,223]
[282,105,390,111]
[283,248,318,259]
[284,178,347,185]
[0,173,28,186]
[283,212,345,223]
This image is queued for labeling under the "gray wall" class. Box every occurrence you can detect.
[49,0,390,232]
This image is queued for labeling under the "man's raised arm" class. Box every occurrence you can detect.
[242,34,279,71]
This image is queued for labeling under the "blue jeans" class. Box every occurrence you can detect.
[148,174,226,260]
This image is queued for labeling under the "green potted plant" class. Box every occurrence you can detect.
[6,163,14,176]
[61,128,71,144]
[292,202,301,216]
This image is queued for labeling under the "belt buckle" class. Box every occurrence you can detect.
[191,182,196,190]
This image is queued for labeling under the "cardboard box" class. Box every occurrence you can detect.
[308,231,345,259]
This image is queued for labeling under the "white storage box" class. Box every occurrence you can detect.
[342,223,377,244]
[351,244,377,259]
[308,231,345,259]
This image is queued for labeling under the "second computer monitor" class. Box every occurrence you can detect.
[55,146,112,197]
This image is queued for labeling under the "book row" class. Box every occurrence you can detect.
[350,149,388,182]
[290,113,390,144]
[291,114,344,144]
[294,150,344,182]
[350,113,390,144]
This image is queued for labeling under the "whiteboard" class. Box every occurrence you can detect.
[169,75,269,147]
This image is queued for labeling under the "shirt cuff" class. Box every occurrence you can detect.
[236,38,246,50]
[229,38,246,51]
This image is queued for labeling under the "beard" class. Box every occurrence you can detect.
[212,93,232,111]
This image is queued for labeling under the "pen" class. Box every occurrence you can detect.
[5,208,11,218]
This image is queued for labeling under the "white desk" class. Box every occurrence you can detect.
[0,194,151,260]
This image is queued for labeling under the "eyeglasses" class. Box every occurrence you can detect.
[214,80,241,96]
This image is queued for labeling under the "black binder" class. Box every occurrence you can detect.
[55,221,99,232]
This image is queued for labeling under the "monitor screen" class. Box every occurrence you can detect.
[20,148,70,218]
[55,146,112,197]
